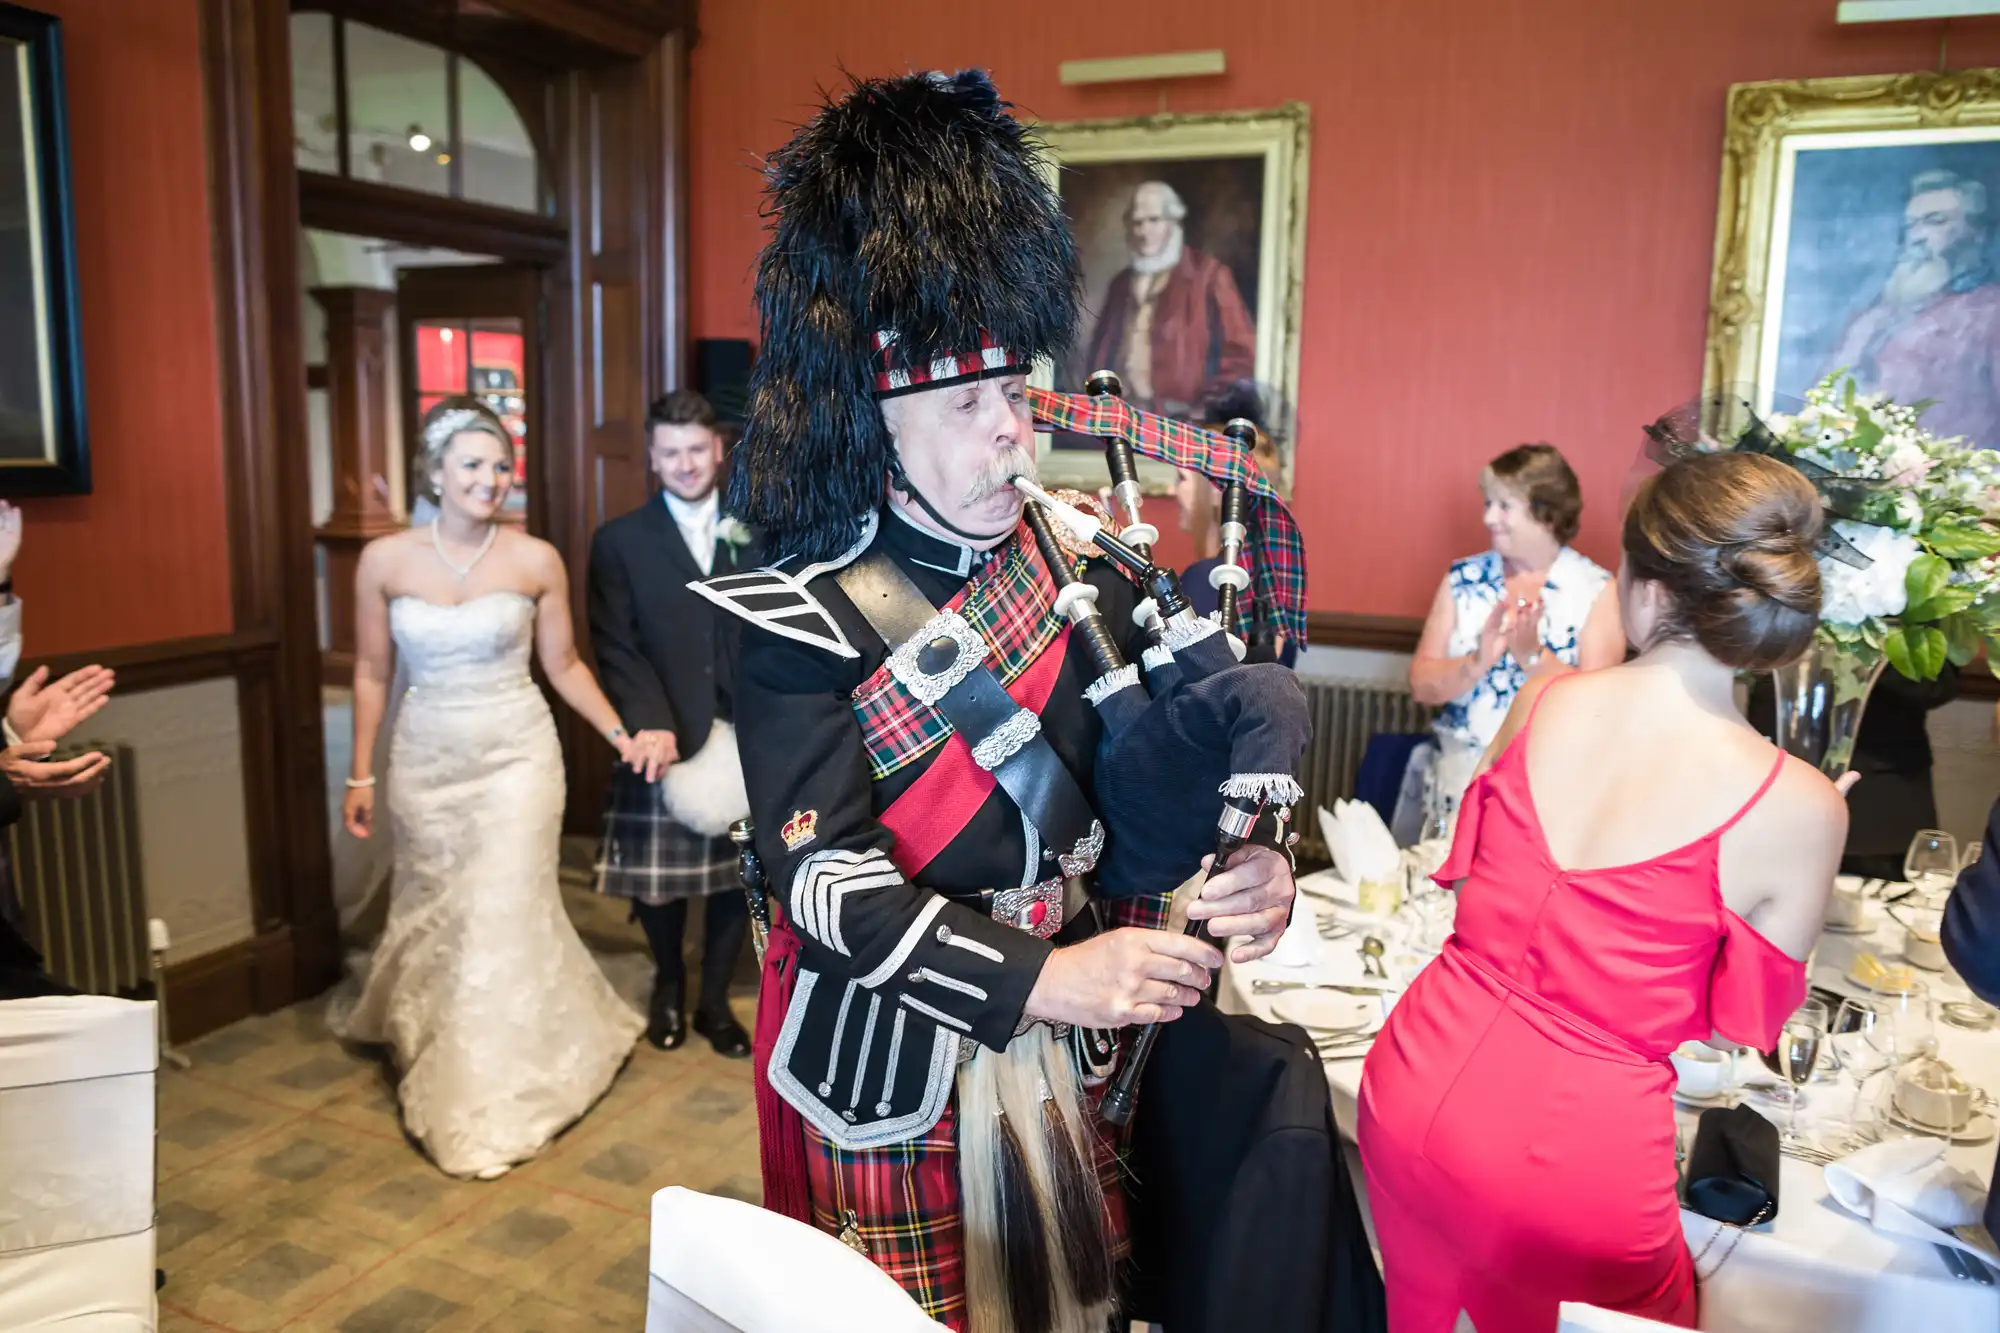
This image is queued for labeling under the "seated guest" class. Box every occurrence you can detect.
[1943,790,2000,1243]
[1408,442,1623,825]
[1172,381,1295,664]
[1360,452,1847,1330]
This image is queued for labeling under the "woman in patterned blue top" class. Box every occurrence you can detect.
[1409,444,1624,824]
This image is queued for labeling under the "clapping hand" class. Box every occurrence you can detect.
[1475,601,1513,671]
[1505,593,1545,667]
[7,664,115,744]
[0,740,110,800]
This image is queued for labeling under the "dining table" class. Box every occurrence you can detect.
[1217,869,2000,1333]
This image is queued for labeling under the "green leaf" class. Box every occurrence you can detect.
[1905,554,1952,612]
[1850,417,1885,453]
[1844,376,1858,411]
[1925,521,2000,560]
[1945,613,1982,667]
[1885,625,1949,680]
[1908,585,1978,622]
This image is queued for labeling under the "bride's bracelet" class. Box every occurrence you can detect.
[607,726,628,744]
[345,776,376,789]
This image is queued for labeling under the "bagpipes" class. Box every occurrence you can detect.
[1013,373,1311,1126]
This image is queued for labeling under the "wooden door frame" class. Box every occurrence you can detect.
[198,0,693,1027]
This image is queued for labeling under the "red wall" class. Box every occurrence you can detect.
[19,0,232,655]
[689,0,2000,624]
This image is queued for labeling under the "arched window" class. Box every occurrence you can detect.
[289,12,544,215]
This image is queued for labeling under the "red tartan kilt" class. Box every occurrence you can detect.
[802,1082,1132,1331]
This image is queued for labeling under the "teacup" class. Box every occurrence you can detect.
[1894,1059,1976,1130]
[1825,881,1867,929]
[1670,1043,1734,1100]
[1901,905,1948,972]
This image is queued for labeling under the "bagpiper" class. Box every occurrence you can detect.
[693,69,1310,1333]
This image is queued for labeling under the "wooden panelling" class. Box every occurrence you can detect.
[203,0,339,1010]
[1305,611,1422,656]
[22,629,278,692]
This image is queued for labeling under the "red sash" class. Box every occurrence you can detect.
[877,627,1071,878]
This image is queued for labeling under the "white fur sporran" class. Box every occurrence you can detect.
[660,720,751,836]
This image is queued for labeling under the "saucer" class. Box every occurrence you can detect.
[1271,990,1377,1033]
[1820,919,1872,935]
[1885,1105,1997,1144]
[1673,1088,1734,1111]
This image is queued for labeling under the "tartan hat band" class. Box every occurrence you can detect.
[872,329,1026,399]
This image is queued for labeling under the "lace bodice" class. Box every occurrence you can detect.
[390,592,536,695]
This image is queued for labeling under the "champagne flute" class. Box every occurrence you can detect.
[1778,998,1829,1151]
[1904,830,1960,901]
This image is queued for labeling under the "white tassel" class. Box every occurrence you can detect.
[1082,665,1141,707]
[660,720,751,836]
[1218,772,1304,806]
[1161,615,1221,654]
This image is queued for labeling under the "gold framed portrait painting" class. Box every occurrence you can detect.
[0,4,85,494]
[1031,103,1310,493]
[1707,70,2000,449]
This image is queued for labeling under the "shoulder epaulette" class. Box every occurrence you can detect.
[687,513,876,659]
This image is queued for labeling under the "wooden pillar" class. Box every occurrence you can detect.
[311,285,402,686]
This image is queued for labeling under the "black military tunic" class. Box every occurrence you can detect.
[723,504,1153,1147]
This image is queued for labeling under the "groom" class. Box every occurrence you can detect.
[588,389,755,1057]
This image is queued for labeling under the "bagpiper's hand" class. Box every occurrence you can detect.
[1023,927,1222,1029]
[1187,844,1296,963]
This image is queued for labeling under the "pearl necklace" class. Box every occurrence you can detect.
[431,519,498,580]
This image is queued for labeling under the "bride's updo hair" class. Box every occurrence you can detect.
[417,395,512,499]
[1622,452,1822,671]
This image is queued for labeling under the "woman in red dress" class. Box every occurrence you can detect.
[1358,452,1850,1332]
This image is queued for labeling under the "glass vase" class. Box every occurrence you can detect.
[1769,639,1887,778]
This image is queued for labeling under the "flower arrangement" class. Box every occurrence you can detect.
[717,516,755,553]
[1761,374,2000,685]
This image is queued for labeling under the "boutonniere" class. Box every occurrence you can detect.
[717,516,753,551]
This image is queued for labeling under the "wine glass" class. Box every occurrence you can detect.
[1777,998,1829,1151]
[1904,830,1960,900]
[1832,995,1891,1147]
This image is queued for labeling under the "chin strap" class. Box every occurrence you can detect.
[886,449,1014,546]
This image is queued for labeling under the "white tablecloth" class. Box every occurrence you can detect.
[1220,876,2000,1333]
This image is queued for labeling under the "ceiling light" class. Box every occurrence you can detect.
[407,124,431,152]
[435,152,452,166]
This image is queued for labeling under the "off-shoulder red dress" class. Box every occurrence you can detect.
[1357,691,1806,1332]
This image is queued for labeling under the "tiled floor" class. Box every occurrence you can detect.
[156,887,759,1332]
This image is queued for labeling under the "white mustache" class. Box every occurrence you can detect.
[963,446,1039,505]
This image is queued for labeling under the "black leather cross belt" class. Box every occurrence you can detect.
[836,550,1100,871]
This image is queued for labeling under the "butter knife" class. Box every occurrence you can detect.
[1253,979,1393,996]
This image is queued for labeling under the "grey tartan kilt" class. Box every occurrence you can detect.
[592,764,738,906]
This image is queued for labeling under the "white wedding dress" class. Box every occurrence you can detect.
[332,591,644,1178]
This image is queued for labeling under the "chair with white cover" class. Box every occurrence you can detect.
[646,1186,947,1332]
[0,995,159,1331]
[1557,1302,1682,1331]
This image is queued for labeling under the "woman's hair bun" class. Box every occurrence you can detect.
[1622,452,1822,671]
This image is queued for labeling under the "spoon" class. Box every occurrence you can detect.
[1361,935,1388,979]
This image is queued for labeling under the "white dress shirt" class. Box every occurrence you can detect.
[663,490,719,576]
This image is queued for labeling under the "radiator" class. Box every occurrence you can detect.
[1295,679,1434,863]
[10,742,148,995]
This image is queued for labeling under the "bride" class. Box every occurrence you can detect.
[337,396,663,1179]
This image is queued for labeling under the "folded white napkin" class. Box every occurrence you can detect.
[1319,800,1400,889]
[1825,1137,1990,1259]
[1265,902,1324,968]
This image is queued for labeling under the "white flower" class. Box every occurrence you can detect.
[1883,441,1936,488]
[717,516,753,547]
[1818,521,1922,625]
[1893,492,1925,531]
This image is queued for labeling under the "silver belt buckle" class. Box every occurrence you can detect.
[992,879,1065,939]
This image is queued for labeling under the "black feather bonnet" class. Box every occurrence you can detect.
[726,70,1082,562]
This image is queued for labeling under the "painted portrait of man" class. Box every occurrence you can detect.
[1073,179,1257,418]
[1767,138,2000,451]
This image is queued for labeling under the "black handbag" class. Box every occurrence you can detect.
[1682,1104,1780,1227]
